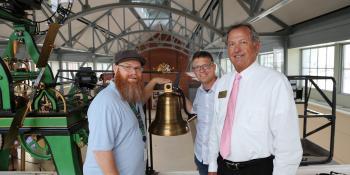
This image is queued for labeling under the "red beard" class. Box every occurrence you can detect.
[114,72,144,103]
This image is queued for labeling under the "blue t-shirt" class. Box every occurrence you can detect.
[83,81,146,175]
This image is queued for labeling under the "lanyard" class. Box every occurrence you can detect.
[129,103,146,143]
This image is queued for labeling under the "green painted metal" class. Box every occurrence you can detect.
[0,148,10,170]
[67,86,78,102]
[0,115,83,128]
[2,31,16,59]
[0,25,55,111]
[0,31,17,111]
[33,89,58,112]
[22,117,66,127]
[0,11,87,174]
[22,28,40,62]
[21,28,54,85]
[18,134,51,160]
[67,86,89,105]
[2,25,55,85]
[73,128,89,148]
[0,58,13,110]
[45,135,83,175]
[11,71,40,82]
[68,110,88,125]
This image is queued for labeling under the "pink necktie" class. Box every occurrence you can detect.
[220,73,241,159]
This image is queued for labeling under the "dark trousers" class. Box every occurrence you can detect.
[217,154,274,175]
[194,155,208,175]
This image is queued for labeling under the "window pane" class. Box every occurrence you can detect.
[327,46,335,68]
[259,55,264,65]
[275,52,283,72]
[318,48,326,68]
[107,64,112,70]
[318,79,326,90]
[277,66,282,72]
[86,62,93,69]
[102,63,107,70]
[220,58,227,73]
[96,63,104,78]
[310,49,318,68]
[326,79,334,91]
[342,45,350,93]
[62,62,67,79]
[318,69,326,76]
[326,69,333,77]
[267,59,273,68]
[78,62,83,68]
[310,68,317,76]
[67,62,77,70]
[344,44,350,69]
[49,61,59,77]
[312,80,319,87]
[227,59,232,72]
[96,63,103,70]
[69,62,79,79]
[276,52,283,63]
[302,68,309,75]
[302,49,310,68]
[259,52,282,72]
[343,70,350,94]
[269,54,274,68]
[302,46,335,91]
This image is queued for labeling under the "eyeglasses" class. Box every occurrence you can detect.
[118,64,144,73]
[192,63,213,72]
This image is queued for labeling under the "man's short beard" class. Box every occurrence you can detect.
[115,72,144,103]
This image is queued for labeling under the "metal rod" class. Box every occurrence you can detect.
[305,122,332,137]
[21,146,25,171]
[147,97,154,174]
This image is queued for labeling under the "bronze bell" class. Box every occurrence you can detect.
[149,83,196,136]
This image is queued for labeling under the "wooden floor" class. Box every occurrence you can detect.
[4,103,350,173]
[299,103,350,164]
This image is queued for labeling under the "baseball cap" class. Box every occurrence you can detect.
[114,50,146,66]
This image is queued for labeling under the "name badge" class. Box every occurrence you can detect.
[218,90,227,98]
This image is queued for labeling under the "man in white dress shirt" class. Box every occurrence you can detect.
[208,23,302,175]
[186,51,218,175]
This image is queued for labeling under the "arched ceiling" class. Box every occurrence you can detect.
[0,0,350,59]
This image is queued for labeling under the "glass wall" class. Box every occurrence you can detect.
[220,58,233,74]
[343,44,350,94]
[301,46,334,91]
[48,61,111,81]
[258,50,283,72]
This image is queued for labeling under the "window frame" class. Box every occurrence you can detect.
[258,50,284,73]
[301,45,335,91]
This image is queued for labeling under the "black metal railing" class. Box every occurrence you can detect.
[288,75,336,165]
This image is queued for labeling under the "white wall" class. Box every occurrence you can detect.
[286,48,300,76]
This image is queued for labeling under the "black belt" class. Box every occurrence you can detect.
[218,154,274,171]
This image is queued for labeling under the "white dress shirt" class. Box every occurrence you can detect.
[192,81,217,164]
[208,62,302,175]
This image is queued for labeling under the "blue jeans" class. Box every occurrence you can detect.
[195,155,208,175]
